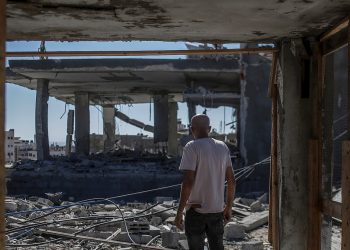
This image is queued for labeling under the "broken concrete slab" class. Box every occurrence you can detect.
[152,205,177,221]
[165,216,176,224]
[250,200,263,212]
[240,211,269,232]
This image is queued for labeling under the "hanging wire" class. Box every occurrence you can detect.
[59,103,67,119]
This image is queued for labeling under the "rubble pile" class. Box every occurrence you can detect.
[5,193,272,250]
[6,150,182,201]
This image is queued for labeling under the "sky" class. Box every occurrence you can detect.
[6,41,237,144]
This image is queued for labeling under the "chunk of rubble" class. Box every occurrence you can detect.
[257,193,268,204]
[149,225,161,237]
[240,211,269,232]
[36,197,54,206]
[5,200,17,212]
[224,222,246,240]
[250,200,263,212]
[161,231,187,248]
[165,216,176,224]
[150,216,162,226]
[152,204,177,221]
[241,241,264,250]
[104,204,117,211]
[115,232,152,244]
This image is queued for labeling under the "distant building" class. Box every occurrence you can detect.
[5,129,15,162]
[13,137,37,161]
[5,129,67,163]
[50,143,66,157]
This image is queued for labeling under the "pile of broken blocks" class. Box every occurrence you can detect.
[5,194,271,250]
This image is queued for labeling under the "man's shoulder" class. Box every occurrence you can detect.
[212,138,227,146]
[183,140,196,151]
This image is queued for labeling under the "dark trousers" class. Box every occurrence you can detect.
[185,208,224,250]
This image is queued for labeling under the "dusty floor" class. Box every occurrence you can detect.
[5,194,271,250]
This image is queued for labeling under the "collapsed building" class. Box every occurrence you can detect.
[0,0,349,250]
[5,55,272,198]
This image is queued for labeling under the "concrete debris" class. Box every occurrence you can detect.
[257,193,268,204]
[5,193,273,249]
[241,241,264,250]
[115,232,152,244]
[5,200,17,212]
[152,205,177,221]
[7,150,182,202]
[240,211,269,232]
[224,222,246,240]
[161,231,186,248]
[249,201,263,212]
[151,216,163,226]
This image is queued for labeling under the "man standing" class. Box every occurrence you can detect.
[175,114,236,250]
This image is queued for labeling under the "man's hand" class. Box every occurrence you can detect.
[223,205,232,223]
[174,212,184,230]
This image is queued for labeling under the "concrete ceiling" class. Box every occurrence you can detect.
[6,58,241,106]
[7,0,350,42]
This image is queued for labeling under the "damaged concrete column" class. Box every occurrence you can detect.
[103,105,116,152]
[168,102,178,156]
[35,79,50,160]
[277,41,312,250]
[153,94,168,145]
[187,101,196,125]
[75,92,90,156]
[65,110,74,156]
[239,44,271,192]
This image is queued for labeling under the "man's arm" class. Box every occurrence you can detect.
[224,166,236,223]
[175,170,196,230]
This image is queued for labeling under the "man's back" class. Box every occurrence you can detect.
[179,138,232,213]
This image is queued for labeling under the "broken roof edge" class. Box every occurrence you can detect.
[8,58,242,73]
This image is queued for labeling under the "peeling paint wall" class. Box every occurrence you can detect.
[6,1,350,42]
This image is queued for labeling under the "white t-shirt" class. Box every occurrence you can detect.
[179,138,232,214]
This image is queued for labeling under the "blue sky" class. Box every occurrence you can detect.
[6,41,236,144]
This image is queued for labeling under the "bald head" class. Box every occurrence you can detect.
[190,114,211,138]
[191,114,210,127]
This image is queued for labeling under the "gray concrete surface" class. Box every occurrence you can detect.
[239,51,271,193]
[167,102,178,156]
[35,79,50,160]
[75,92,90,156]
[153,94,168,143]
[7,58,240,105]
[103,105,116,152]
[6,1,350,42]
[277,42,311,250]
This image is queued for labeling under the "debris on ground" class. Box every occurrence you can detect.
[4,192,276,250]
